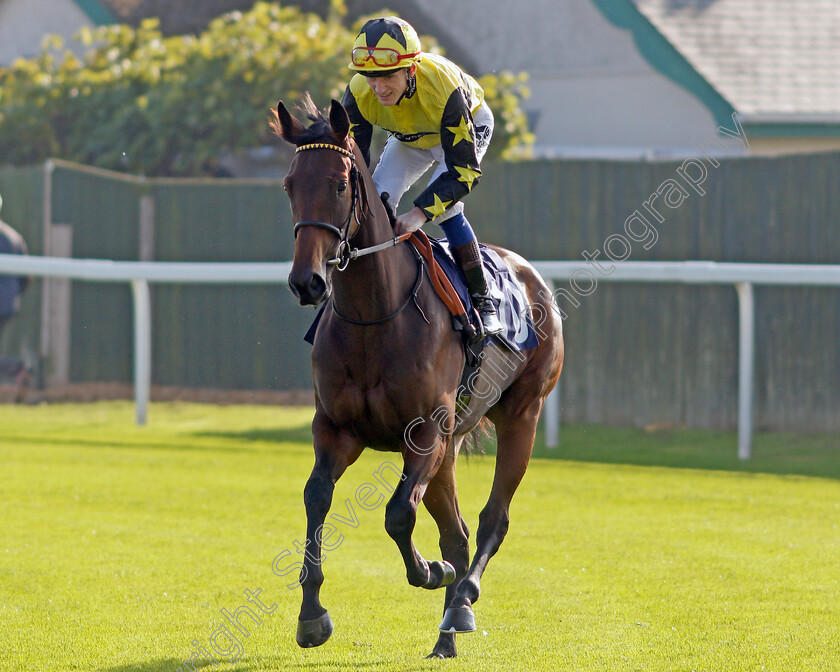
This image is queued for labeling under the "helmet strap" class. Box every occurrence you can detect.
[397,65,417,104]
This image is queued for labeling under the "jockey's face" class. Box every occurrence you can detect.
[364,67,411,106]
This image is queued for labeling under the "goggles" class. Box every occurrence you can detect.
[351,46,419,68]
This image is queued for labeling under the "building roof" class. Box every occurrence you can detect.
[631,0,840,121]
[72,0,116,24]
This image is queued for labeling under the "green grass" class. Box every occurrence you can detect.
[528,423,840,479]
[1,402,839,672]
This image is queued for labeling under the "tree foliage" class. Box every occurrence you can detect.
[0,2,532,176]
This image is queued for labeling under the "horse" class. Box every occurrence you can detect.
[271,95,564,659]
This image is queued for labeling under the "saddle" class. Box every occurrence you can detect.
[404,229,488,415]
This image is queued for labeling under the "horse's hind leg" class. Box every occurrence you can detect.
[439,399,543,633]
[422,441,470,658]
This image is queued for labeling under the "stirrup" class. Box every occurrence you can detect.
[471,294,503,338]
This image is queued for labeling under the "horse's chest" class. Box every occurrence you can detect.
[321,377,407,442]
[312,314,461,444]
[315,357,445,442]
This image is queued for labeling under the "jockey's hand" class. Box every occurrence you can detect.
[394,206,428,236]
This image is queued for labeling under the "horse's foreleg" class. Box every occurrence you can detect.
[296,418,363,648]
[422,445,470,659]
[385,430,455,590]
[440,402,542,634]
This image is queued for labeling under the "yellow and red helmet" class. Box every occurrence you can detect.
[348,17,422,75]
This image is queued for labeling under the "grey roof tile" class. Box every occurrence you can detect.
[633,0,840,116]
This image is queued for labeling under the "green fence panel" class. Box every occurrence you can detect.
[2,151,838,431]
[149,178,312,391]
[51,163,140,383]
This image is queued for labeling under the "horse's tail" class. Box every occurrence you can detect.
[462,416,494,456]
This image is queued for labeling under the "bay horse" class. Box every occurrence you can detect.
[271,95,563,659]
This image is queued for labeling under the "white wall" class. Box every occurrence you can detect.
[526,69,723,158]
[0,0,93,64]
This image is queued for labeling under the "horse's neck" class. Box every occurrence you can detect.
[331,163,415,322]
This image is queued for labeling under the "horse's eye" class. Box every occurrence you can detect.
[337,180,348,194]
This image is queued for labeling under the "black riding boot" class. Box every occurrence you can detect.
[451,240,504,339]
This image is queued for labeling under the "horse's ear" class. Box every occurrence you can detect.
[273,100,305,143]
[329,99,350,142]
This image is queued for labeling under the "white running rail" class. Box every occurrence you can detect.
[1,254,839,459]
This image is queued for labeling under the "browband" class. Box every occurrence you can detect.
[295,143,355,159]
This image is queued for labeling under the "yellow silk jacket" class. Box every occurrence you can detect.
[342,53,487,220]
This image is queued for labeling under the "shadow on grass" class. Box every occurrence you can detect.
[4,421,315,455]
[3,433,302,455]
[99,657,433,672]
[525,423,840,480]
[98,659,245,672]
[193,425,314,445]
[194,421,840,482]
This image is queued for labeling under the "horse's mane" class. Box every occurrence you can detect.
[269,92,338,147]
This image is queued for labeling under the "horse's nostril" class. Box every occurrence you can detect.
[289,270,327,305]
[288,272,304,300]
[288,276,302,299]
[308,273,326,300]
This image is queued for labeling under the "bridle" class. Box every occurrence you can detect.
[292,141,365,271]
[289,139,428,327]
[291,141,412,272]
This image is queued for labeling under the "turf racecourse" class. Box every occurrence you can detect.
[1,402,838,672]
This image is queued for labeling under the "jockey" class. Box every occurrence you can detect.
[341,16,503,338]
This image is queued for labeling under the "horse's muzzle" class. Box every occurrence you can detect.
[288,269,328,306]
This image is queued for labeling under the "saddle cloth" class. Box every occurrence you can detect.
[303,237,539,351]
[427,238,538,351]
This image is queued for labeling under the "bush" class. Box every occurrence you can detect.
[0,2,532,176]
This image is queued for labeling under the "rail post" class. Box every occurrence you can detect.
[735,282,755,459]
[542,279,561,448]
[131,279,152,426]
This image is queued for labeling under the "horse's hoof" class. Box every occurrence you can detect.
[439,606,476,633]
[427,632,458,658]
[423,561,457,590]
[426,650,456,659]
[296,611,333,648]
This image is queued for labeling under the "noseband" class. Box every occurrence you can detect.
[292,142,366,271]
